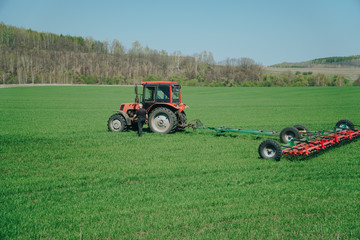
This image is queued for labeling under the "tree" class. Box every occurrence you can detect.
[332,74,346,86]
[239,57,255,67]
[129,41,143,55]
[315,73,329,86]
[111,39,125,55]
[353,75,360,86]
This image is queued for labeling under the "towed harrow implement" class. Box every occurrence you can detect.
[283,129,360,156]
[258,120,360,161]
[187,119,359,161]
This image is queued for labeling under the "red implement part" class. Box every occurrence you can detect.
[282,129,360,157]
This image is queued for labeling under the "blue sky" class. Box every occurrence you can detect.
[1,0,359,65]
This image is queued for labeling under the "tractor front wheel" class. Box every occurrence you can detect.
[149,107,177,134]
[108,114,127,132]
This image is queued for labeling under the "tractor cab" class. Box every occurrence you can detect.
[139,81,182,110]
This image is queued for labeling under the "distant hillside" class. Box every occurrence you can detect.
[272,55,360,68]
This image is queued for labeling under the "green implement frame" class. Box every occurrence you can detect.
[191,119,280,136]
[186,119,307,144]
[196,125,279,136]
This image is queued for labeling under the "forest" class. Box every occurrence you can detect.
[1,23,359,87]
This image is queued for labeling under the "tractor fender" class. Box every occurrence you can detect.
[147,103,182,115]
[115,110,131,125]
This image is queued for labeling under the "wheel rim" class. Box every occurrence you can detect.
[151,113,170,133]
[112,119,122,130]
[339,123,349,129]
[285,131,295,142]
[263,145,276,158]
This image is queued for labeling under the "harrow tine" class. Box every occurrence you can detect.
[282,128,360,158]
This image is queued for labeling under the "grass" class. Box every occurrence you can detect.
[1,86,360,239]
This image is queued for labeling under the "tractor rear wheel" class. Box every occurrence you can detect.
[280,126,301,143]
[258,139,282,161]
[149,107,177,134]
[108,114,127,132]
[335,119,355,131]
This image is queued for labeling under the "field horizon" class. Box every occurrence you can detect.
[266,66,360,81]
[1,86,360,239]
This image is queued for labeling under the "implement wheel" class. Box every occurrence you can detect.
[293,124,310,133]
[258,139,282,161]
[149,107,177,134]
[177,111,187,131]
[335,119,355,131]
[108,114,127,132]
[280,126,301,143]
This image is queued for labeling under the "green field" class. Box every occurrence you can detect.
[1,86,360,239]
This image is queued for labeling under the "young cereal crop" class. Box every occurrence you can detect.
[1,86,360,239]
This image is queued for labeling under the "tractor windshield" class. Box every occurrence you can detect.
[172,85,180,103]
[156,85,170,103]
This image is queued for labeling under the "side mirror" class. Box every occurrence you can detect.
[134,84,139,103]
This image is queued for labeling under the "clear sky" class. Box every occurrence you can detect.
[1,0,359,65]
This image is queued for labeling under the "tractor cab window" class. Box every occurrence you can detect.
[144,86,156,102]
[172,85,180,103]
[156,85,170,103]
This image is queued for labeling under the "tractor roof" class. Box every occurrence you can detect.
[141,81,179,85]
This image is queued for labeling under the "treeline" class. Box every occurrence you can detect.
[0,23,263,86]
[175,72,356,87]
[0,23,358,87]
[311,55,360,65]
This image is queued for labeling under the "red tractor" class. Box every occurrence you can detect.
[108,81,188,134]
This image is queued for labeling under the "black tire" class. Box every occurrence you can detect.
[280,126,301,143]
[149,107,177,134]
[258,139,282,161]
[335,119,355,131]
[293,124,310,133]
[108,114,127,132]
[177,111,187,131]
